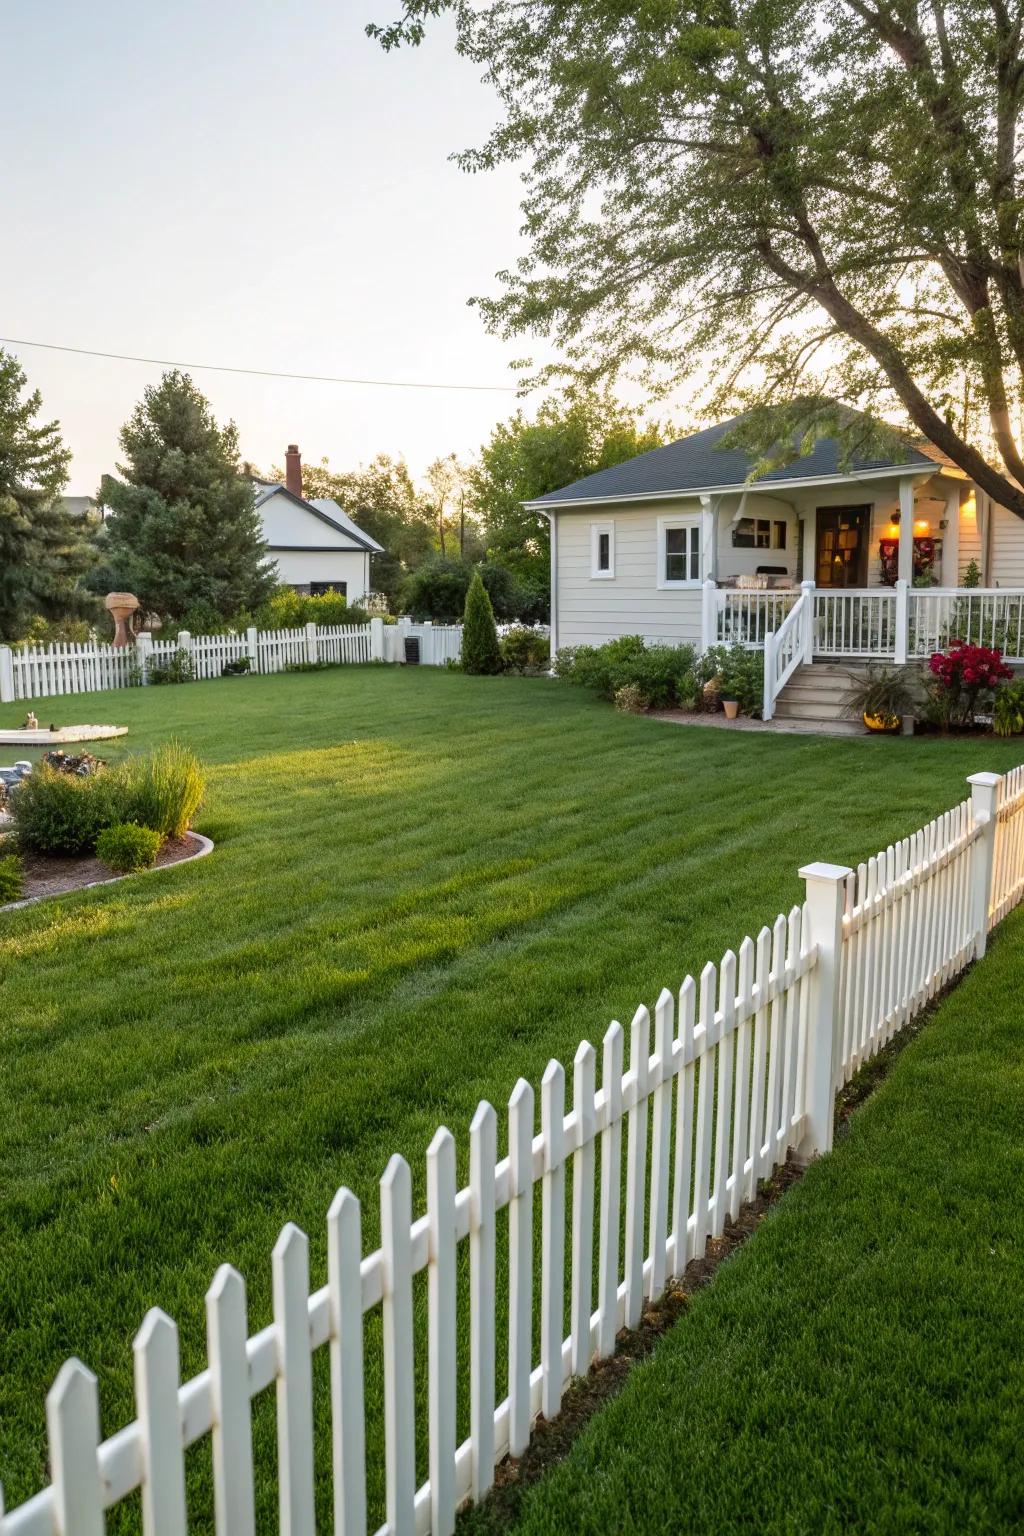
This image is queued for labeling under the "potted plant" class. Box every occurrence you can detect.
[842,666,919,733]
[722,697,740,719]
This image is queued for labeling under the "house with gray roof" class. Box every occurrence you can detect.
[254,445,383,604]
[528,414,1024,670]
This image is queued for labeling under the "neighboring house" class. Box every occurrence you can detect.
[61,495,100,523]
[528,414,1024,656]
[254,445,383,603]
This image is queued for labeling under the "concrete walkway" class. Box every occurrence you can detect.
[649,709,865,738]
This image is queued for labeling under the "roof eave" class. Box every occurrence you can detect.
[524,460,947,510]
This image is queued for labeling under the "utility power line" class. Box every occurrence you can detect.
[0,336,519,394]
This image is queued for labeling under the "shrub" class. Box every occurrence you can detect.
[400,558,471,622]
[10,767,110,856]
[0,852,24,903]
[500,626,550,674]
[614,683,649,713]
[248,586,369,630]
[555,636,698,708]
[695,645,765,716]
[110,742,205,840]
[148,647,194,685]
[927,641,1013,728]
[96,822,162,874]
[462,571,502,675]
[993,677,1024,737]
[222,656,251,676]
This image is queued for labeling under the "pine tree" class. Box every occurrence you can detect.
[461,569,502,674]
[98,372,276,622]
[0,348,96,642]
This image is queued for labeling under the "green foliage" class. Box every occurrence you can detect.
[471,392,669,597]
[842,666,921,722]
[372,1,1024,518]
[111,742,205,840]
[556,636,699,709]
[147,647,194,686]
[461,570,502,674]
[11,743,204,855]
[222,656,251,676]
[0,348,97,642]
[993,679,1024,737]
[298,454,437,607]
[962,560,982,589]
[97,371,276,623]
[95,822,162,874]
[499,626,550,674]
[695,646,765,716]
[249,586,368,630]
[10,766,110,856]
[614,682,649,713]
[0,851,24,903]
[400,557,471,621]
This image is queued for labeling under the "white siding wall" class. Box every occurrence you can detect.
[555,502,703,647]
[989,503,1024,586]
[272,549,369,601]
[959,495,984,581]
[715,494,798,580]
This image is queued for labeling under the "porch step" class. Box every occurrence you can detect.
[771,663,865,727]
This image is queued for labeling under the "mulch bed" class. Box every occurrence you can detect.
[13,833,203,904]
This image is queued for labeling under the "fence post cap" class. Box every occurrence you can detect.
[967,771,1001,788]
[798,860,853,884]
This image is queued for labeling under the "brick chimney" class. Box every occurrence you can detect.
[284,444,302,499]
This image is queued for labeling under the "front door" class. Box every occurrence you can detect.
[815,506,870,587]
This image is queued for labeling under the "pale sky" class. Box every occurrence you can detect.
[0,0,554,495]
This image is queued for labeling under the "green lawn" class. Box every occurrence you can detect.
[0,668,1020,1528]
[482,903,1024,1536]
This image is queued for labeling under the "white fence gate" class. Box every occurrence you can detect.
[2,761,1021,1536]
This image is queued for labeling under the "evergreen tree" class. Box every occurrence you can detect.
[461,569,502,675]
[0,348,96,642]
[98,372,276,621]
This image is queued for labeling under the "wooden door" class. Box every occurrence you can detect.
[815,506,870,587]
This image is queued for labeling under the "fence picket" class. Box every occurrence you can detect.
[569,1043,596,1378]
[327,1190,366,1536]
[712,951,736,1239]
[540,1062,566,1421]
[596,1021,624,1359]
[507,1080,534,1457]
[272,1225,316,1536]
[670,977,696,1272]
[426,1128,457,1536]
[205,1265,256,1536]
[623,1006,650,1330]
[647,988,674,1301]
[381,1156,416,1536]
[468,1103,496,1500]
[46,1359,104,1536]
[133,1310,187,1536]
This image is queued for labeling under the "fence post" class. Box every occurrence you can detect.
[762,631,776,721]
[305,622,318,665]
[967,771,1000,958]
[700,580,717,653]
[246,626,259,672]
[0,644,14,703]
[800,579,815,665]
[894,579,909,663]
[796,861,851,1162]
[136,631,153,685]
[422,621,434,666]
[370,617,385,661]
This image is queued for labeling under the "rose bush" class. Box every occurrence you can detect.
[927,641,1013,728]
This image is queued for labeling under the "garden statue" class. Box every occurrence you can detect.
[23,712,38,731]
[105,592,140,648]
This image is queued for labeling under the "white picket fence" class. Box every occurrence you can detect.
[2,761,1021,1536]
[0,622,552,703]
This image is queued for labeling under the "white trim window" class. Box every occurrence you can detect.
[657,514,702,587]
[590,520,615,578]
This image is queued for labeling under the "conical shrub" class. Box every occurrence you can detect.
[462,570,502,675]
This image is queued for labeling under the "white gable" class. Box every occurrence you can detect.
[256,486,365,551]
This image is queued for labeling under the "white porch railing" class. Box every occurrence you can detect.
[705,580,1024,668]
[762,584,813,721]
[1,764,1019,1536]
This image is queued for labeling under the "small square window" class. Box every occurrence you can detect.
[660,520,701,584]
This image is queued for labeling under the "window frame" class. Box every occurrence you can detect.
[590,519,616,579]
[657,514,703,589]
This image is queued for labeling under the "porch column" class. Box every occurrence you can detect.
[801,508,816,583]
[941,483,961,587]
[699,495,718,582]
[897,479,915,584]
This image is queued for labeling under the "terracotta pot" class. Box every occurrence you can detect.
[723,699,740,720]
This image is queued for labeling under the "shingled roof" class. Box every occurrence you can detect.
[526,414,937,507]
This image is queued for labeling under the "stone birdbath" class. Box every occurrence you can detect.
[105,592,140,648]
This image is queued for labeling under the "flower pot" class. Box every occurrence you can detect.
[723,699,740,720]
[863,711,901,734]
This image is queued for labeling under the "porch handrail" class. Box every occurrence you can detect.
[763,582,814,721]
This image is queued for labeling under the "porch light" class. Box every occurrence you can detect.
[913,519,929,533]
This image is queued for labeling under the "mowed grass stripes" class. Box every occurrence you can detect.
[0,668,1020,1527]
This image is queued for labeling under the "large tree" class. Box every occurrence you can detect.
[99,372,276,623]
[0,348,96,642]
[373,1,1024,514]
[471,392,669,585]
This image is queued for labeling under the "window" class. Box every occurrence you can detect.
[732,517,787,550]
[590,520,615,578]
[658,516,702,586]
[310,581,347,597]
